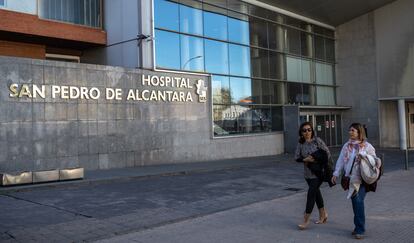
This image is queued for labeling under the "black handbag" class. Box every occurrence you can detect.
[341,157,356,191]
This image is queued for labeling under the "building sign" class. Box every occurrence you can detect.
[8,74,207,103]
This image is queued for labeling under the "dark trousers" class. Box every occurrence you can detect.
[305,178,324,214]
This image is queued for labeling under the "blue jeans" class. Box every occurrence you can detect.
[351,185,366,234]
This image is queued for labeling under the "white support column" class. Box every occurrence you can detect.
[140,0,154,69]
[398,99,407,150]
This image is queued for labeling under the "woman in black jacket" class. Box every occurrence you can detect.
[294,122,332,230]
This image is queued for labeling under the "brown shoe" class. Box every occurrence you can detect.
[354,234,364,239]
[298,213,311,230]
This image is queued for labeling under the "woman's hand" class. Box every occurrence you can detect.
[331,175,337,185]
[303,155,315,162]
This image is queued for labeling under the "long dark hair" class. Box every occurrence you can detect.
[298,122,315,144]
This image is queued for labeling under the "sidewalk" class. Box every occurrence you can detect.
[97,169,414,243]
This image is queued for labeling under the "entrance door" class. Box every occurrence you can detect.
[408,103,414,148]
[301,113,342,146]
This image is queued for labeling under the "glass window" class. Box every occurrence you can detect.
[180,3,203,35]
[268,23,284,51]
[301,32,312,57]
[316,62,334,85]
[229,44,251,77]
[0,0,4,6]
[286,56,300,82]
[286,27,301,55]
[228,15,250,45]
[5,0,36,14]
[317,86,335,105]
[301,59,311,83]
[180,35,204,71]
[251,79,262,104]
[204,10,228,40]
[269,51,285,80]
[326,39,335,62]
[314,36,325,60]
[287,83,302,104]
[212,75,230,104]
[227,0,248,14]
[230,77,252,104]
[251,48,269,78]
[271,106,284,131]
[155,30,180,69]
[302,84,314,105]
[154,0,179,31]
[249,17,268,48]
[203,0,227,8]
[262,81,284,104]
[205,39,229,75]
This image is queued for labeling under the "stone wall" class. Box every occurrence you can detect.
[0,56,283,172]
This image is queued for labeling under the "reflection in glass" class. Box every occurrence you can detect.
[269,51,285,80]
[251,48,269,78]
[317,86,335,105]
[287,83,302,104]
[268,23,284,51]
[154,0,179,31]
[230,77,252,104]
[286,27,301,55]
[180,4,203,35]
[302,84,314,105]
[180,35,204,71]
[205,39,229,74]
[155,30,180,69]
[262,81,284,104]
[204,8,228,40]
[212,75,230,104]
[314,36,325,60]
[213,105,277,136]
[252,79,262,104]
[249,17,268,48]
[229,44,251,77]
[228,15,250,45]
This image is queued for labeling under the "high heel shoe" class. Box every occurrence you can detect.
[315,208,328,224]
[298,213,311,230]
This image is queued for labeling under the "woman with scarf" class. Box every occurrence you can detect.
[331,123,379,239]
[295,122,331,230]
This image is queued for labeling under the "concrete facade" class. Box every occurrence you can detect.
[0,56,283,173]
[336,12,379,146]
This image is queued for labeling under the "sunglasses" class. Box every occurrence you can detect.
[302,128,312,133]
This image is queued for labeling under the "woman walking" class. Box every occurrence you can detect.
[294,122,331,229]
[331,123,380,239]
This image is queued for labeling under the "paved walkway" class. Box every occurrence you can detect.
[97,169,414,243]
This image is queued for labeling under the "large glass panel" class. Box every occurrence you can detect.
[229,44,251,77]
[314,36,325,60]
[316,86,335,105]
[205,39,229,74]
[249,17,268,48]
[287,83,302,104]
[301,59,311,83]
[227,0,248,14]
[251,79,262,104]
[269,51,285,80]
[302,84,314,105]
[251,48,269,78]
[316,62,334,85]
[325,39,335,62]
[154,0,179,31]
[3,0,36,14]
[301,32,312,57]
[203,8,227,40]
[203,0,227,9]
[230,77,252,104]
[271,106,284,131]
[180,35,204,71]
[39,0,101,27]
[180,3,203,35]
[212,75,230,104]
[248,4,270,19]
[262,81,284,104]
[286,27,301,55]
[228,15,250,45]
[155,30,180,69]
[268,23,284,51]
[286,56,300,82]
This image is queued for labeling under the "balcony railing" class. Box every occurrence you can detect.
[0,0,102,28]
